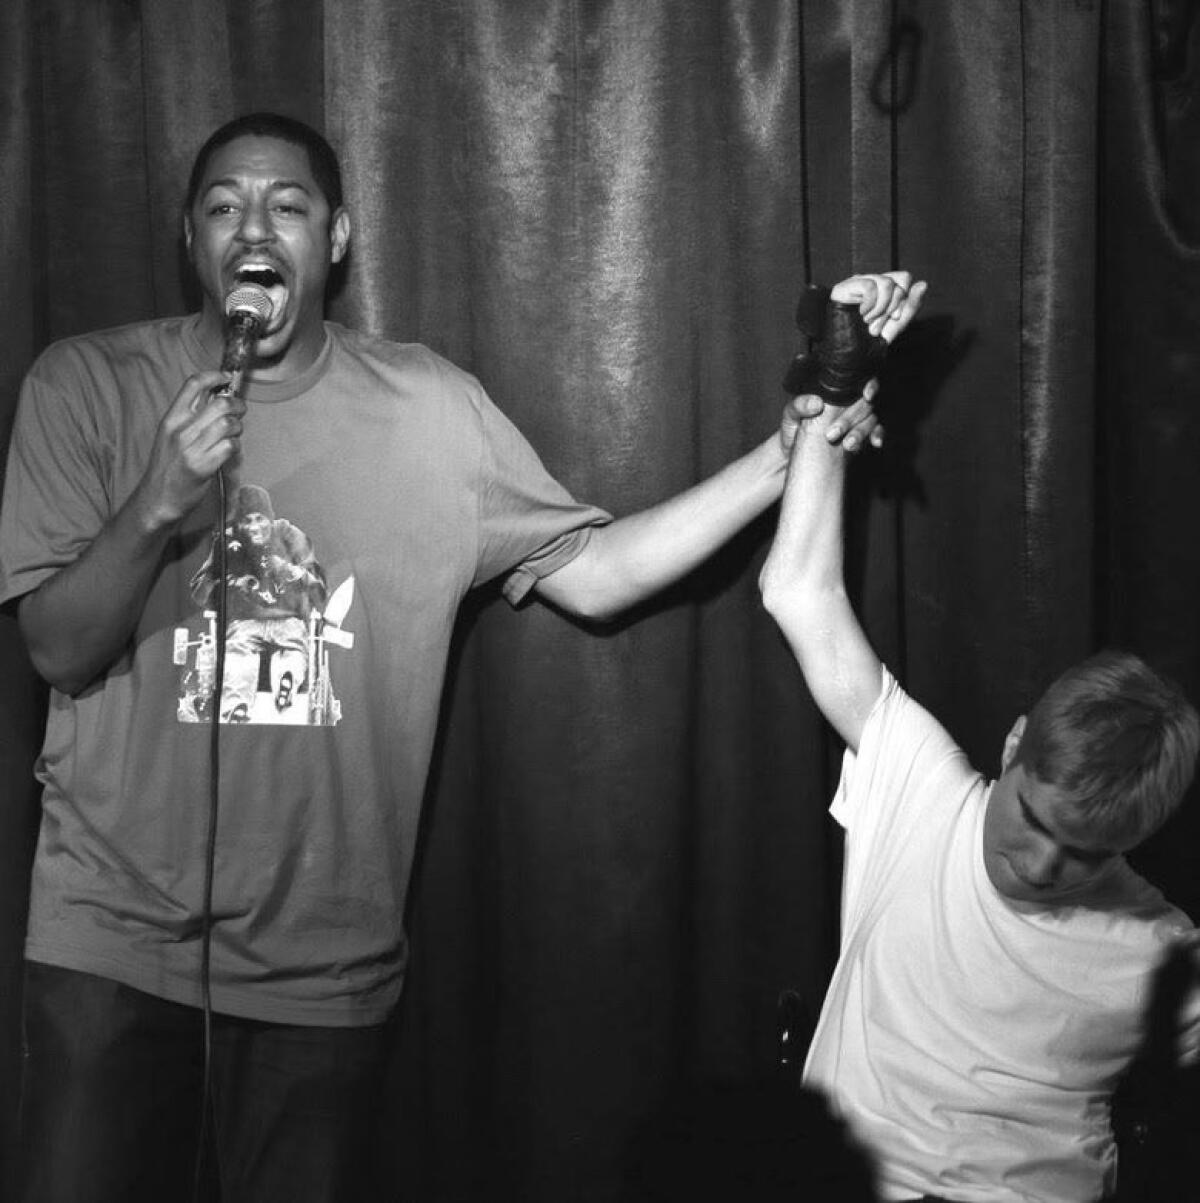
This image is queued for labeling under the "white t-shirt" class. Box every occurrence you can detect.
[804,668,1195,1203]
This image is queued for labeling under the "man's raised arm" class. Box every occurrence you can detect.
[758,273,926,752]
[534,271,911,624]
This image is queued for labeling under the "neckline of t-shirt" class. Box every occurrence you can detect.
[181,315,335,403]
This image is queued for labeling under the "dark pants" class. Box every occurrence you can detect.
[17,961,390,1203]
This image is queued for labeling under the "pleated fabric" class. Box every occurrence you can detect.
[1,2,1197,1198]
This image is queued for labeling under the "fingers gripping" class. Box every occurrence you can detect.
[782,283,889,405]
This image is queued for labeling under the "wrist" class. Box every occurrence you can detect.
[796,402,848,446]
[125,482,183,543]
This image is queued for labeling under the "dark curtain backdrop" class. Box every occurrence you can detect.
[2,1,1198,1200]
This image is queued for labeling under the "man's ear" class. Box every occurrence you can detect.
[330,207,351,264]
[1001,715,1027,773]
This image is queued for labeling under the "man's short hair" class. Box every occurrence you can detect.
[1016,650,1200,848]
[184,112,344,214]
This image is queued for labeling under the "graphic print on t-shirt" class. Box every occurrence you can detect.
[174,482,354,726]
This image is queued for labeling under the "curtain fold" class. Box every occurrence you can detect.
[1,2,1197,1199]
[0,4,47,1198]
[1100,0,1200,920]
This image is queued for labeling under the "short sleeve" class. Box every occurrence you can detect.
[468,386,611,603]
[830,666,979,833]
[0,346,111,606]
[829,668,984,935]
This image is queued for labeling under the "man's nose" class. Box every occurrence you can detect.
[236,200,273,243]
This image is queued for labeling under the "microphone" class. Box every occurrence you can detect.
[220,285,274,396]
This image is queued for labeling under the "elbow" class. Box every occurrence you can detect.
[537,561,640,625]
[20,621,100,696]
[27,648,92,697]
[758,563,798,622]
[758,568,835,649]
[562,589,626,626]
[17,593,105,696]
[758,575,799,639]
[757,569,780,615]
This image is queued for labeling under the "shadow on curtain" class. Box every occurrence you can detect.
[1,1,1197,1199]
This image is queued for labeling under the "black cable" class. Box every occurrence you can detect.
[192,464,229,1202]
[797,0,813,285]
[886,0,908,684]
[889,0,901,273]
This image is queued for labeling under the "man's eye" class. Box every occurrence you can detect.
[1020,808,1043,833]
[274,204,305,215]
[208,204,238,216]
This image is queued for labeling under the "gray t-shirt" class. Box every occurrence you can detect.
[0,316,610,1025]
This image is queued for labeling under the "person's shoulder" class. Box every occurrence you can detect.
[871,666,976,772]
[29,315,192,376]
[324,323,492,423]
[326,323,476,386]
[836,665,983,833]
[1084,861,1195,947]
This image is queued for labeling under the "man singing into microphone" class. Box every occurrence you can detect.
[0,112,920,1202]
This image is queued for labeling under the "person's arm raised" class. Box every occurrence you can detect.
[533,272,916,623]
[758,398,880,751]
[758,276,927,752]
[18,370,241,695]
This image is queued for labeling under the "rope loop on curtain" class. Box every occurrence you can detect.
[796,1,920,277]
[873,0,922,271]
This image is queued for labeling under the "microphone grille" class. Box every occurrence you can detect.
[224,285,273,322]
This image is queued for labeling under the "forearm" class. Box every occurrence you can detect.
[19,484,179,695]
[759,407,880,749]
[759,410,847,606]
[537,433,789,621]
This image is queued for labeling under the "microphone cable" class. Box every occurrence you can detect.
[191,284,270,1200]
[192,464,229,1201]
[796,0,813,286]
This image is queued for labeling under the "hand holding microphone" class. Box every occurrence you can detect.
[133,287,274,530]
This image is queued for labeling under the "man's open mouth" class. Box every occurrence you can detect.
[234,264,285,289]
[231,264,289,327]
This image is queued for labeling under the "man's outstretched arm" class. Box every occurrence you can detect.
[758,275,927,752]
[534,272,919,623]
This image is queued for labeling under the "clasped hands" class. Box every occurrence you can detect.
[780,270,928,456]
